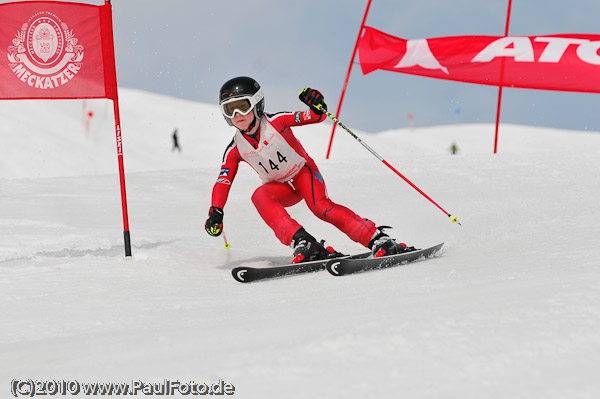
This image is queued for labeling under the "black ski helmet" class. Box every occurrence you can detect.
[218,76,265,126]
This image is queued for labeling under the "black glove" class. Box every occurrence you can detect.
[205,206,224,237]
[299,87,327,115]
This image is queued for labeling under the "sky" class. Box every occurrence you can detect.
[5,0,600,134]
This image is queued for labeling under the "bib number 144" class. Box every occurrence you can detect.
[258,151,287,174]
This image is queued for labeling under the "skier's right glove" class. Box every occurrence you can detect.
[299,87,327,115]
[205,206,224,237]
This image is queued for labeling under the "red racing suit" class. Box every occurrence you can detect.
[210,109,377,247]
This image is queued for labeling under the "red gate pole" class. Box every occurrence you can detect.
[494,0,513,154]
[102,0,132,258]
[113,97,132,258]
[325,0,372,159]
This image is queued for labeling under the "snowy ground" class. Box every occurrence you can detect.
[1,89,600,398]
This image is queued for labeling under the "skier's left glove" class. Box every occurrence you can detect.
[205,206,224,237]
[299,87,327,115]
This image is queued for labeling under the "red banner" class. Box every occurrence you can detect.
[0,1,117,99]
[358,26,600,93]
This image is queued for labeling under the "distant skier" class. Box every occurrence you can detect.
[450,142,458,155]
[84,110,94,138]
[205,76,413,263]
[172,128,181,152]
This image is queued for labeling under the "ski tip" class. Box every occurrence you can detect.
[326,259,343,276]
[232,267,249,283]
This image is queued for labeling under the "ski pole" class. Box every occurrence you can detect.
[317,104,460,225]
[222,231,231,249]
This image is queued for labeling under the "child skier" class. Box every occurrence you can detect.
[205,76,412,263]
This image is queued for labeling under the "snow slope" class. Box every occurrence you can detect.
[1,88,599,398]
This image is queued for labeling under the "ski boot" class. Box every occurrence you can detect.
[291,228,344,264]
[368,226,416,258]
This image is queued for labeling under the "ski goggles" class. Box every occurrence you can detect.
[220,90,264,118]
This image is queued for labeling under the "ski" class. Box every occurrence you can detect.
[326,243,444,277]
[232,252,371,283]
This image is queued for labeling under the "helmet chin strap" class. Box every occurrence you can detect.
[240,113,259,135]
